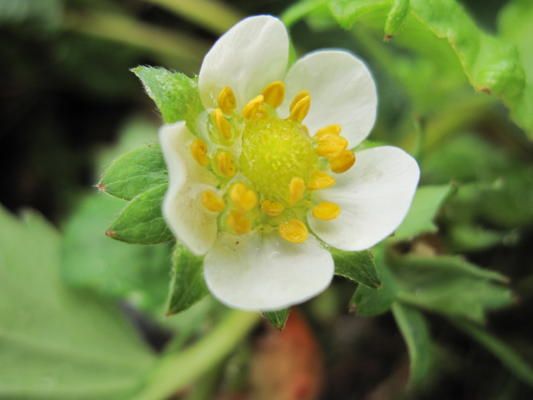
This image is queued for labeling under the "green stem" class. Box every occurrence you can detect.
[144,0,242,34]
[63,11,210,71]
[132,310,260,400]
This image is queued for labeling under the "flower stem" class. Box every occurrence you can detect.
[144,0,242,34]
[132,310,260,400]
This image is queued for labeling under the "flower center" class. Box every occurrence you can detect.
[240,116,318,204]
[189,81,357,244]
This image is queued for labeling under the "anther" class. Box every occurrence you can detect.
[289,94,311,122]
[190,139,209,166]
[215,151,236,178]
[315,124,342,140]
[289,177,306,205]
[230,183,258,211]
[262,81,285,108]
[312,201,341,221]
[289,90,310,110]
[279,219,308,243]
[329,150,356,173]
[316,134,348,158]
[217,86,236,115]
[242,95,265,119]
[213,108,233,140]
[201,190,225,213]
[261,200,285,217]
[227,210,252,235]
[308,171,336,190]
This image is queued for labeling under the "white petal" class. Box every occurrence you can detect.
[198,15,289,109]
[309,146,420,251]
[159,122,218,255]
[204,233,334,311]
[282,50,377,147]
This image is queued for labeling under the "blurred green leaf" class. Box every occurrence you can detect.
[447,224,505,253]
[384,0,409,39]
[132,66,203,128]
[108,184,173,244]
[61,193,170,313]
[0,205,155,399]
[99,144,167,201]
[0,0,61,28]
[394,184,453,241]
[166,242,208,316]
[332,248,380,288]
[392,302,433,387]
[263,309,290,330]
[391,254,512,323]
[454,320,533,387]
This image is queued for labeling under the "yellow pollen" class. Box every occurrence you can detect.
[316,134,348,158]
[262,81,285,108]
[329,150,356,173]
[230,183,258,211]
[290,90,310,110]
[312,201,341,221]
[308,171,336,190]
[289,94,311,122]
[215,151,236,177]
[227,210,251,235]
[242,95,265,119]
[315,124,342,140]
[289,177,306,205]
[213,108,232,140]
[279,219,308,243]
[201,190,225,213]
[217,86,236,114]
[261,200,285,217]
[190,139,209,166]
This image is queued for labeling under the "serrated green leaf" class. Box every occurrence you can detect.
[453,319,533,387]
[99,144,168,201]
[0,205,155,399]
[384,0,409,38]
[132,66,203,129]
[61,193,171,313]
[108,183,173,244]
[332,248,380,288]
[166,242,208,315]
[263,309,290,330]
[391,254,512,323]
[392,302,433,388]
[394,184,454,240]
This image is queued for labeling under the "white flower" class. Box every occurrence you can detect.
[159,15,420,311]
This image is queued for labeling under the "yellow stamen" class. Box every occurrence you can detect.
[215,151,236,178]
[227,210,251,234]
[315,124,342,140]
[312,201,341,221]
[308,171,336,190]
[279,219,308,243]
[213,108,232,140]
[289,94,311,122]
[242,95,264,119]
[316,134,348,158]
[290,90,310,110]
[230,183,258,211]
[190,139,209,166]
[217,86,236,115]
[261,200,285,217]
[289,177,305,205]
[329,150,356,173]
[201,190,225,213]
[262,81,285,108]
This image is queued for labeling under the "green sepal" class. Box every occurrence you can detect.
[263,309,290,330]
[98,144,168,201]
[107,183,173,244]
[131,66,203,130]
[392,302,434,388]
[165,242,209,316]
[332,248,380,288]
